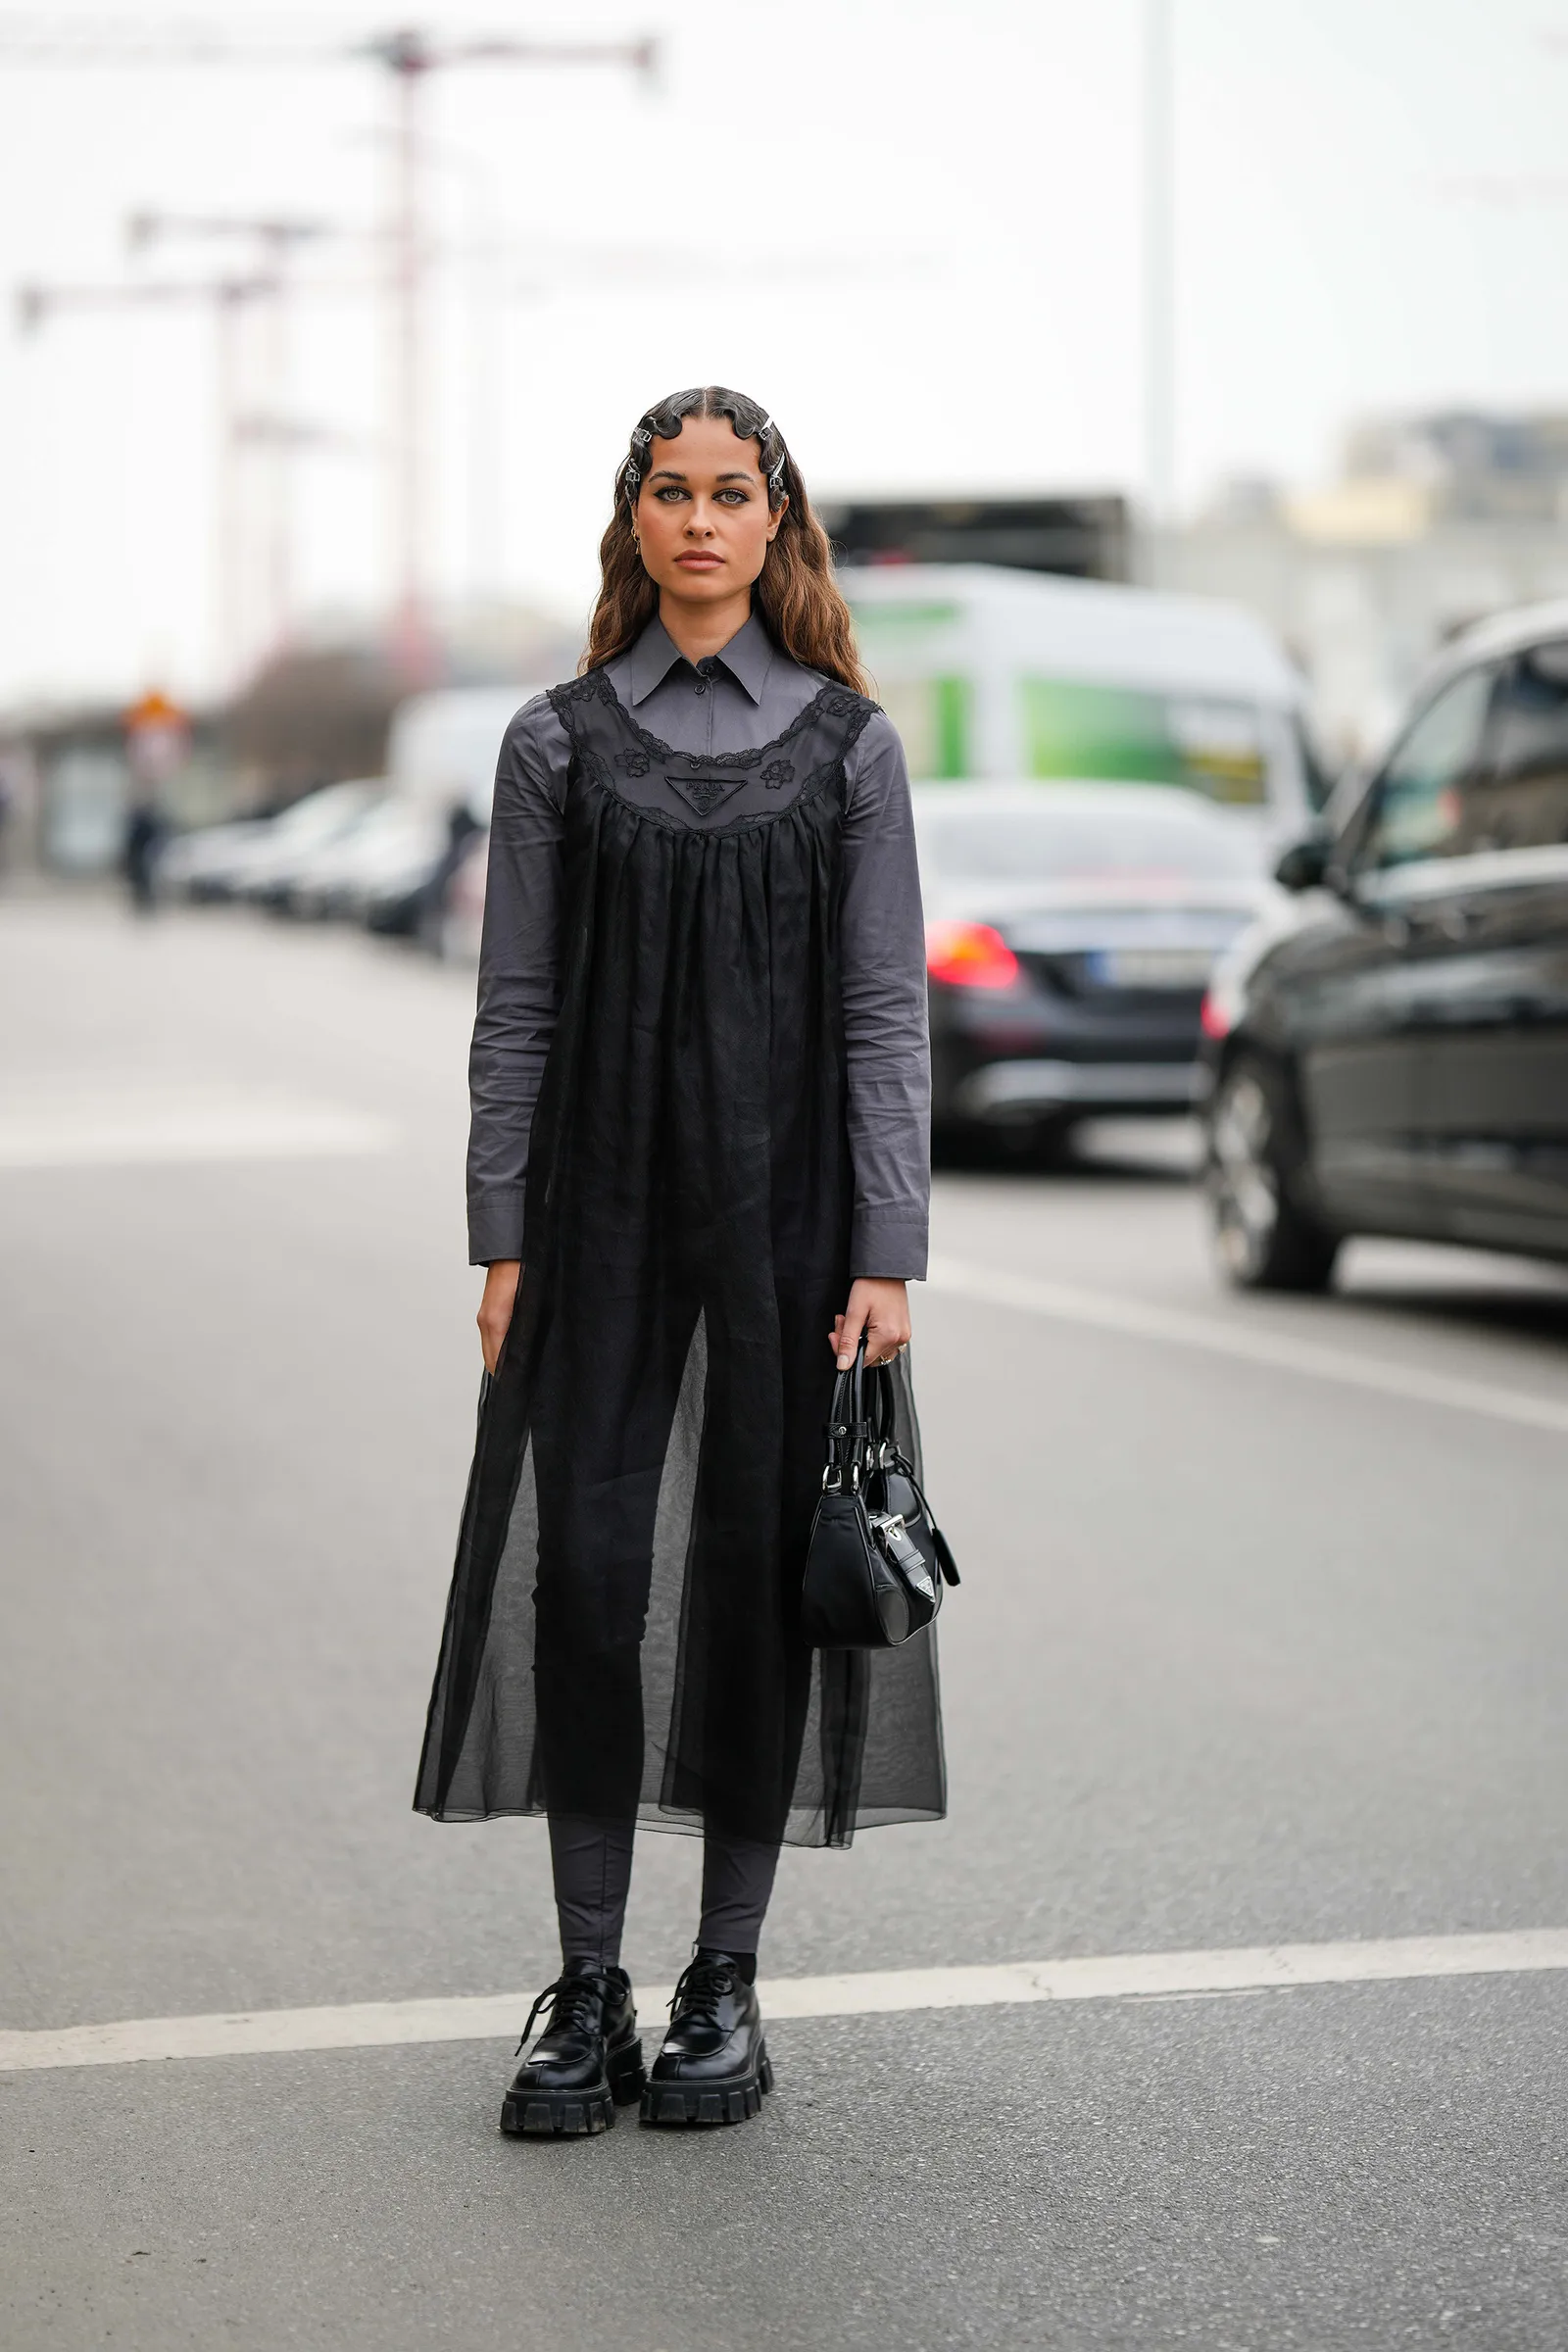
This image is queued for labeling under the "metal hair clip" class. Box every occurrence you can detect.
[625,424,654,503]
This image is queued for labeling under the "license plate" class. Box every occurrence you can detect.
[1089,948,1214,989]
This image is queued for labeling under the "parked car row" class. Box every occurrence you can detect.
[157,683,543,952]
[159,778,467,946]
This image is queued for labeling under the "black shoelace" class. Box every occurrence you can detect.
[514,1973,605,2056]
[667,1953,737,2026]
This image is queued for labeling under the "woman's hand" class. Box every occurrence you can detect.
[830,1278,911,1371]
[478,1259,521,1374]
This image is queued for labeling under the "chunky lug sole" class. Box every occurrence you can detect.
[500,2034,647,2138]
[639,2042,774,2128]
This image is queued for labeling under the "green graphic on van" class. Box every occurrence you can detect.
[1020,678,1266,805]
[873,675,972,780]
[848,601,962,632]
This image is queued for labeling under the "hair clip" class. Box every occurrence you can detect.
[757,416,787,491]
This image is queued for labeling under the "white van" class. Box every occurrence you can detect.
[845,564,1324,842]
[385,684,545,822]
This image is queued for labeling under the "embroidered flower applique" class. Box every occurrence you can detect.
[614,749,652,777]
[760,760,796,789]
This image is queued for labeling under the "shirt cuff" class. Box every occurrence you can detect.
[467,1184,526,1267]
[850,1210,928,1282]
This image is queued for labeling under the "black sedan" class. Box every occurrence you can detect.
[914,783,1271,1153]
[1200,601,1568,1289]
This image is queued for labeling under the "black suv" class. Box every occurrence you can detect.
[1201,603,1568,1288]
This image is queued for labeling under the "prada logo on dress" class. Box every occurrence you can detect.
[665,768,746,818]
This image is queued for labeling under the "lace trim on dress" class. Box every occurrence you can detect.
[547,674,879,837]
[554,671,874,768]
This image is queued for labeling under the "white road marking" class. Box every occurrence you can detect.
[4,1930,1566,2075]
[927,1254,1568,1438]
[0,1097,398,1170]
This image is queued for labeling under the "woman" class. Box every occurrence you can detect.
[415,386,944,2136]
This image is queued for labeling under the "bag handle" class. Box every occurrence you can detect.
[825,1333,877,1490]
[821,1335,960,1588]
[824,1334,906,1485]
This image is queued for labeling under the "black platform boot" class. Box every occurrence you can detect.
[640,1949,773,2127]
[500,1958,647,2137]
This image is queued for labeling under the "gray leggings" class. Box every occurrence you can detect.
[548,1815,781,1969]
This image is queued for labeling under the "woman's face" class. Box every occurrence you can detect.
[633,416,784,609]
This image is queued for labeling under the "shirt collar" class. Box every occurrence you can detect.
[624,611,775,706]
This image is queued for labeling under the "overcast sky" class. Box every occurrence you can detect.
[2,0,1567,707]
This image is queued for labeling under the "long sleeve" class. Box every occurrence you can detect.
[840,711,931,1279]
[466,697,567,1264]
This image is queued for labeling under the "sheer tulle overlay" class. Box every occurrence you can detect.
[415,674,946,1846]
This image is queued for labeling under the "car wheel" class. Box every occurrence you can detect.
[1205,1053,1340,1292]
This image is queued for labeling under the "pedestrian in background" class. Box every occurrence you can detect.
[416,387,942,2137]
[122,793,165,915]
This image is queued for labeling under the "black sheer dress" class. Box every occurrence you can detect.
[415,655,945,1848]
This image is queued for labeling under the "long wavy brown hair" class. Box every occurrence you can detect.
[581,386,870,697]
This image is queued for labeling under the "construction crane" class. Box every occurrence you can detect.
[0,19,660,678]
[126,214,339,669]
[360,31,659,676]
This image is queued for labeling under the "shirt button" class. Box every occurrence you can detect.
[694,681,708,696]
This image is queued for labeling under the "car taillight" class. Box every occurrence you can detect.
[1200,991,1230,1040]
[925,921,1021,990]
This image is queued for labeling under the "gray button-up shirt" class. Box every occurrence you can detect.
[466,612,931,1278]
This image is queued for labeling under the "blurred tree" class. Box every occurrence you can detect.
[220,644,405,806]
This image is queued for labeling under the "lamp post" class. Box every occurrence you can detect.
[358,29,660,681]
[1142,0,1175,544]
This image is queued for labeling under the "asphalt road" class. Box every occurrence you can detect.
[5,895,1568,2351]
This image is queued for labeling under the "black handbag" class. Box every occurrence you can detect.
[800,1337,959,1648]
